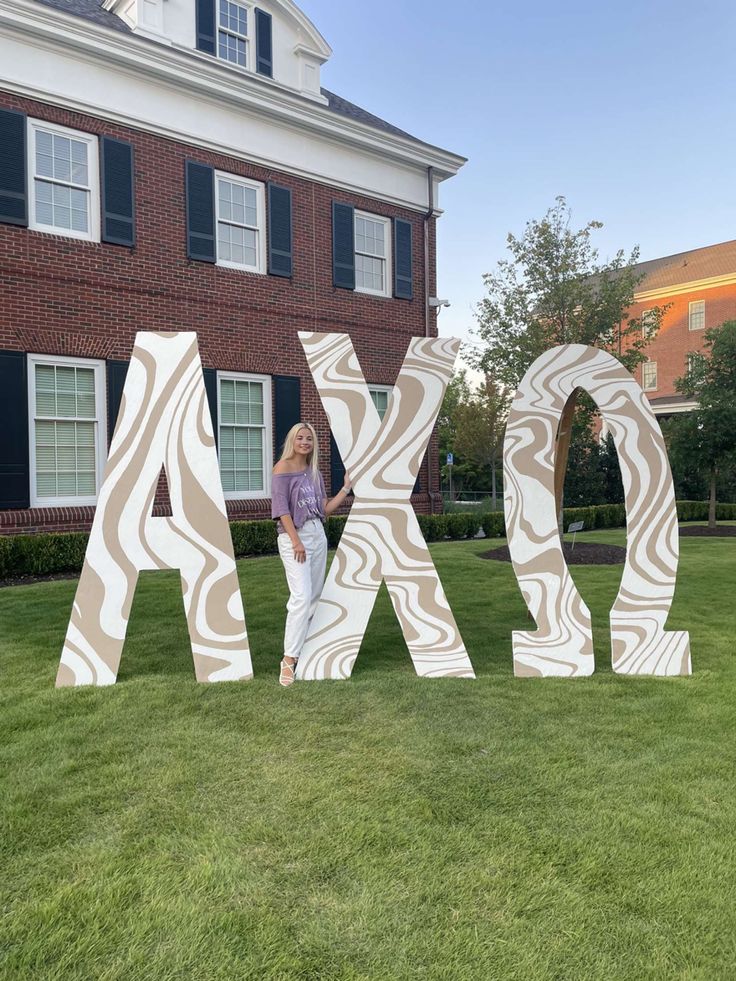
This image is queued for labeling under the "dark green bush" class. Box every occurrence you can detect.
[1,499,731,580]
[481,512,506,538]
[230,520,277,557]
[325,515,347,548]
[445,512,475,540]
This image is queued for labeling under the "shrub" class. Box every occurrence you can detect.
[445,512,476,540]
[481,512,506,538]
[325,515,347,549]
[2,499,730,580]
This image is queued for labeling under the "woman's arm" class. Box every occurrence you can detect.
[278,513,306,563]
[324,484,352,517]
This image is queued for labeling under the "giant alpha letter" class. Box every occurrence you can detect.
[57,332,252,687]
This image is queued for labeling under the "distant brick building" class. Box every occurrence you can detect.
[629,240,736,420]
[0,0,465,535]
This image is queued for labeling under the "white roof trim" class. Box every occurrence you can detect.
[2,0,464,179]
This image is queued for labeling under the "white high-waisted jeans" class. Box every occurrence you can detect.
[277,518,328,662]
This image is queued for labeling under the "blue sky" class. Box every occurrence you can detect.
[300,0,736,348]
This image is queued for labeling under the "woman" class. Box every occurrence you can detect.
[271,422,351,686]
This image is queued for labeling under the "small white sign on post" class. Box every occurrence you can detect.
[567,520,585,550]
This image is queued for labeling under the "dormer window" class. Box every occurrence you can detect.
[218,0,249,68]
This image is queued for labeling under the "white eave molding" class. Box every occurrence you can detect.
[0,0,465,193]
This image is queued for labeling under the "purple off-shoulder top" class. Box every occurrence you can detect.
[271,469,326,534]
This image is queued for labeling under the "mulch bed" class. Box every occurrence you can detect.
[480,542,626,565]
[0,571,80,589]
[679,525,736,537]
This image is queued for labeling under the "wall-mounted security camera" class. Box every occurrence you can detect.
[428,297,450,309]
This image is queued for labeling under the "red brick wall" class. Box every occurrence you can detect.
[630,284,736,400]
[0,92,443,534]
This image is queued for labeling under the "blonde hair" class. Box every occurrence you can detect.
[280,422,320,476]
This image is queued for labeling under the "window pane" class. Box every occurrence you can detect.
[370,390,389,420]
[34,417,96,499]
[52,184,72,230]
[71,141,88,186]
[53,135,72,182]
[356,254,385,292]
[77,472,96,495]
[58,472,77,495]
[70,188,89,232]
[35,181,53,224]
[36,471,57,497]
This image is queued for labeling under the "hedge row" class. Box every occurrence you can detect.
[1,501,734,579]
[676,500,736,522]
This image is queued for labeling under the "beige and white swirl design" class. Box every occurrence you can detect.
[296,331,474,681]
[504,344,691,678]
[57,332,252,687]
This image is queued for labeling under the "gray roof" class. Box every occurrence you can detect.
[35,0,131,32]
[636,239,736,293]
[320,88,416,142]
[30,0,423,142]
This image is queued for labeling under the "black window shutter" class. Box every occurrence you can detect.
[394,218,413,300]
[0,109,28,228]
[273,375,301,460]
[332,202,355,289]
[185,161,216,263]
[101,137,135,247]
[202,367,218,450]
[0,351,29,509]
[255,9,273,77]
[106,360,129,445]
[267,182,292,278]
[196,0,216,54]
[330,434,346,496]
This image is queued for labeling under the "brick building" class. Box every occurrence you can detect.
[0,0,465,534]
[630,239,736,420]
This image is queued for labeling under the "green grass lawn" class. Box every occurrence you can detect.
[1,528,735,980]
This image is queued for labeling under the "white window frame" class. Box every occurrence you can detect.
[641,308,656,340]
[368,384,393,422]
[27,353,106,508]
[354,210,392,298]
[27,119,100,243]
[642,360,658,392]
[214,171,266,274]
[217,0,251,69]
[217,371,272,500]
[689,300,705,331]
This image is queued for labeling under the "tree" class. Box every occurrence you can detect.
[472,197,662,513]
[669,321,736,527]
[438,369,471,467]
[438,369,476,497]
[452,379,509,509]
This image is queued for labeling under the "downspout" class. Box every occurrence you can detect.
[424,166,435,337]
[424,166,437,513]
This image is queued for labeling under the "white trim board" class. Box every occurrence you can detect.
[0,0,466,212]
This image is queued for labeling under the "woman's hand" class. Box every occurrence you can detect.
[291,537,306,563]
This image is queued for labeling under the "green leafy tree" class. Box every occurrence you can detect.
[452,379,509,509]
[438,370,476,497]
[669,321,736,527]
[472,197,662,513]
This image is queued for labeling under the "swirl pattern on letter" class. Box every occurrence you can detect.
[504,344,690,678]
[56,332,252,687]
[296,332,474,681]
